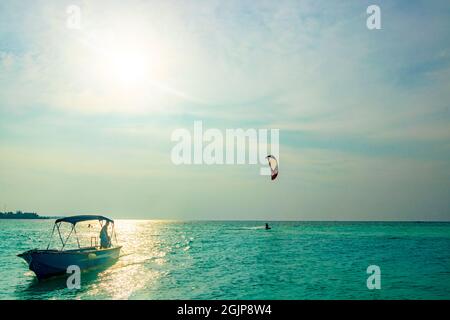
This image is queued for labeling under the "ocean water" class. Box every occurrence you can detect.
[0,220,449,300]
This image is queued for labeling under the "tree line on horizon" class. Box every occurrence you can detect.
[0,211,48,219]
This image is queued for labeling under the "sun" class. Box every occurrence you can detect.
[95,41,156,88]
[106,49,148,86]
[82,30,164,89]
[74,27,190,113]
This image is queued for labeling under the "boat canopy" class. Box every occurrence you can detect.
[55,215,114,225]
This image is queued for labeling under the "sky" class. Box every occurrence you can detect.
[0,0,449,220]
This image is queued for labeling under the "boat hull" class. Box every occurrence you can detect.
[18,246,121,280]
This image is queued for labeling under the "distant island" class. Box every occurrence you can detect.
[0,211,50,220]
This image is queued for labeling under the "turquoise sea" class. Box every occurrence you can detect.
[0,220,449,300]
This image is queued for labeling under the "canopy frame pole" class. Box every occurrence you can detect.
[73,225,81,249]
[99,220,103,246]
[61,224,75,251]
[112,223,118,246]
[56,223,65,250]
[46,224,56,250]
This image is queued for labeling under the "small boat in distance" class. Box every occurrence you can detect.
[18,215,121,280]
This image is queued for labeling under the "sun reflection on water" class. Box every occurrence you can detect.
[79,220,176,300]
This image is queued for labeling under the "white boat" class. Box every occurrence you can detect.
[18,215,121,280]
